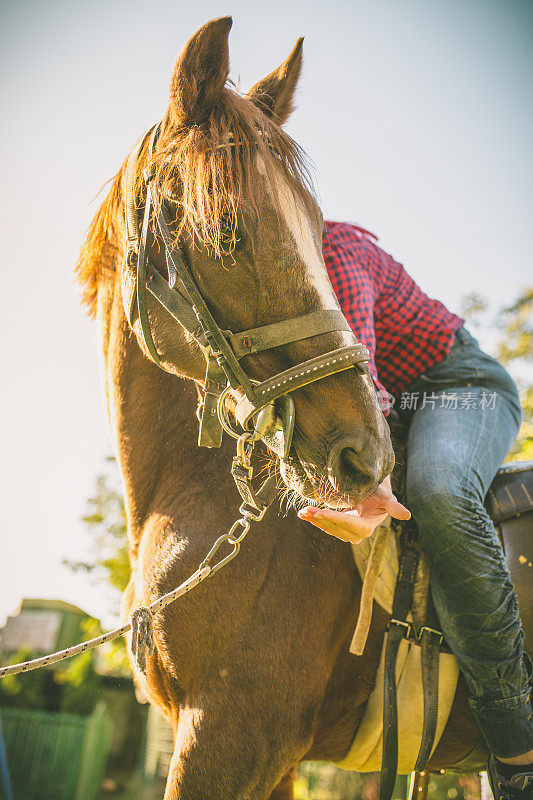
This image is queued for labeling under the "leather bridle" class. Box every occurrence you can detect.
[122,123,370,512]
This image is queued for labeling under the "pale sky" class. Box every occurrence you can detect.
[1,0,532,628]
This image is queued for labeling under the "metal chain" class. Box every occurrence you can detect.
[0,505,258,679]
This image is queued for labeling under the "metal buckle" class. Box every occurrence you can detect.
[231,458,253,483]
[388,619,412,639]
[234,433,254,465]
[239,502,267,522]
[418,626,444,645]
[217,385,242,439]
[217,382,263,441]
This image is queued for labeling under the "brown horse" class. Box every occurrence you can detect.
[76,17,528,800]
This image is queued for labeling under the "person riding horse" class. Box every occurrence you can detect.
[298,220,533,799]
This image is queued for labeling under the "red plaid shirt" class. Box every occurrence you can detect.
[323,221,464,412]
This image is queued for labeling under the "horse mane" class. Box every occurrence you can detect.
[76,172,123,317]
[76,85,314,318]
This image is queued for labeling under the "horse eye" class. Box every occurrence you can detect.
[220,214,242,250]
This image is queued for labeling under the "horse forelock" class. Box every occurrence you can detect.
[76,85,315,318]
[149,87,316,255]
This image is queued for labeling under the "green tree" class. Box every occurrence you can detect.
[64,457,131,673]
[65,456,130,598]
[0,647,51,712]
[0,619,102,715]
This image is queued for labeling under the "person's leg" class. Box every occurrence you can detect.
[403,329,532,760]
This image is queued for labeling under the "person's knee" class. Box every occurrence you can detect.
[406,467,474,530]
[405,463,503,568]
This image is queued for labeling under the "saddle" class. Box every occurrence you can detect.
[486,461,533,641]
[338,434,533,797]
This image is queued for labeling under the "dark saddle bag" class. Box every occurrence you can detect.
[486,460,533,645]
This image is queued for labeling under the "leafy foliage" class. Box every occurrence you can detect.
[0,618,102,715]
[496,289,533,366]
[63,458,131,669]
[0,647,52,712]
[54,618,102,714]
[64,456,129,596]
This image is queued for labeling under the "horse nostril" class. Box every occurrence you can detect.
[327,435,377,494]
[339,446,361,481]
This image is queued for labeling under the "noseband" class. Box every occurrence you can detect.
[122,124,370,512]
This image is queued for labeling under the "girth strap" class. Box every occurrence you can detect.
[414,593,443,772]
[380,522,420,800]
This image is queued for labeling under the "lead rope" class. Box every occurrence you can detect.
[0,437,273,679]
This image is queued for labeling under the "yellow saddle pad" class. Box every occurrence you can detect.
[337,520,460,774]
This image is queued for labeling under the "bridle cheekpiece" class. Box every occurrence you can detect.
[122,123,370,516]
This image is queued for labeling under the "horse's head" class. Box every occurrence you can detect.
[124,17,394,507]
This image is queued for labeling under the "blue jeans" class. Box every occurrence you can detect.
[400,328,532,758]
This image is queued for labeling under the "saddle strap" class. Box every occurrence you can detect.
[380,523,420,800]
[414,593,443,772]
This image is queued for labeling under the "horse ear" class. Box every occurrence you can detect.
[246,38,304,125]
[170,17,232,125]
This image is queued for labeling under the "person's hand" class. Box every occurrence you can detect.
[297,475,410,545]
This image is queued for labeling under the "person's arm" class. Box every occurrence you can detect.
[297,475,410,545]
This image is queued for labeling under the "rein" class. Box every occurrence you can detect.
[0,501,263,679]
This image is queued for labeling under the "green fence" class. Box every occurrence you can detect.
[0,703,112,800]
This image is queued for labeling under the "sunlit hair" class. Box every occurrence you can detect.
[76,85,315,317]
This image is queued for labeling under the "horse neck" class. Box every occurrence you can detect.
[98,278,234,553]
